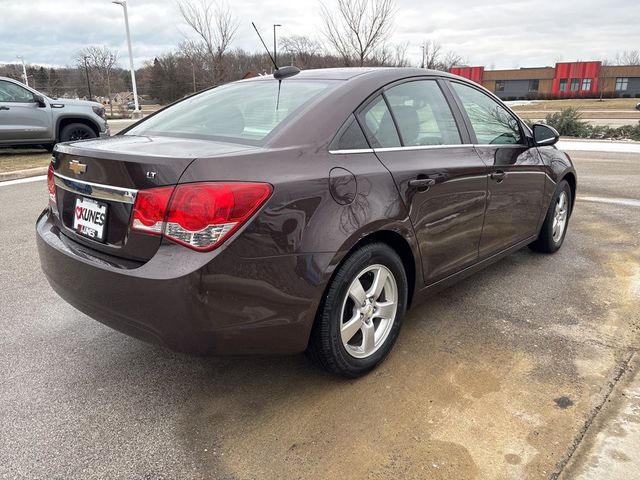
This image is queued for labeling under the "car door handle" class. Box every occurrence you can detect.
[490,171,506,183]
[0,106,10,111]
[408,177,436,189]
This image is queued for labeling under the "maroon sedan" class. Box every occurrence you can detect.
[37,68,576,377]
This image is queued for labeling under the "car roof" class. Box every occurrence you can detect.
[247,67,458,82]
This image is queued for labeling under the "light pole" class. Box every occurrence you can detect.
[420,44,426,69]
[16,56,28,87]
[273,24,282,67]
[112,0,139,113]
[83,56,93,100]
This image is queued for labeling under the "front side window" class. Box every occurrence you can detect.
[357,95,401,148]
[570,79,580,92]
[495,80,505,92]
[528,80,539,92]
[615,78,629,91]
[384,80,461,146]
[0,80,34,103]
[450,81,522,145]
[559,79,568,92]
[127,79,334,144]
[581,78,592,91]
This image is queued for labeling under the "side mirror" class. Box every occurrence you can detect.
[33,94,46,108]
[533,123,559,147]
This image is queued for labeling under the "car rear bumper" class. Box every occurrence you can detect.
[36,208,329,355]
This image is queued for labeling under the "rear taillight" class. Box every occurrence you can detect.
[131,182,272,251]
[47,163,56,203]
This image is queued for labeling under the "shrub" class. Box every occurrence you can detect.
[544,108,590,137]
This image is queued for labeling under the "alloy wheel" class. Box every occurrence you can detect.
[340,264,398,359]
[552,191,568,243]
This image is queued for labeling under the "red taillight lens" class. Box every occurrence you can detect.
[130,182,272,252]
[131,186,173,234]
[47,163,56,203]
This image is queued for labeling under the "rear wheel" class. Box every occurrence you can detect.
[306,242,408,377]
[529,180,572,253]
[59,123,96,143]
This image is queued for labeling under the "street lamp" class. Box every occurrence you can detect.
[112,0,139,113]
[273,24,282,67]
[16,56,28,87]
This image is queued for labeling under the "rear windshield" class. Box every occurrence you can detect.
[126,79,334,145]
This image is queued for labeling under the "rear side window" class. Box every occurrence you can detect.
[127,79,334,145]
[357,96,401,148]
[450,82,523,145]
[331,115,369,150]
[385,80,461,146]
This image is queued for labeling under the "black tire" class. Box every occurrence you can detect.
[59,123,96,143]
[306,242,408,378]
[529,180,572,254]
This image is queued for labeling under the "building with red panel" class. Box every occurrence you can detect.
[449,61,640,100]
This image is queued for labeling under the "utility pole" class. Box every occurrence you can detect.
[83,56,93,100]
[273,24,282,67]
[420,44,426,69]
[113,0,140,114]
[17,56,28,86]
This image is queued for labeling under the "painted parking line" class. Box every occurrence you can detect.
[578,196,640,208]
[0,175,47,188]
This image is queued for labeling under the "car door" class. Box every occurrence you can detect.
[447,80,545,258]
[0,79,52,143]
[357,78,488,285]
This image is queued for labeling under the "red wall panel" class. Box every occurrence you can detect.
[449,66,485,84]
[552,61,601,96]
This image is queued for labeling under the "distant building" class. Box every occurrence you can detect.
[112,91,134,104]
[450,61,640,100]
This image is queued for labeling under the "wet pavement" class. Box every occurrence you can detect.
[0,150,638,479]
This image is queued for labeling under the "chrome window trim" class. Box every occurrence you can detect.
[329,143,531,154]
[53,173,138,204]
[328,148,375,155]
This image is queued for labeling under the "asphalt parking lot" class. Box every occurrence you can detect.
[1,149,639,479]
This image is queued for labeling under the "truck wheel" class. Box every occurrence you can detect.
[59,123,96,142]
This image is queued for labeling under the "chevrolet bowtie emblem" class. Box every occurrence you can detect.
[69,160,87,175]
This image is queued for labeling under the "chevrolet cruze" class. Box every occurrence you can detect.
[37,68,576,377]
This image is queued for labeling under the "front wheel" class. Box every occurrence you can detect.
[59,123,96,143]
[306,242,408,377]
[529,180,572,253]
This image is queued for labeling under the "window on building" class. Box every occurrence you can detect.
[528,80,539,92]
[581,78,592,91]
[559,79,568,92]
[495,80,505,92]
[615,78,629,91]
[570,79,580,92]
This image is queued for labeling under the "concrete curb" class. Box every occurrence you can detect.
[0,166,48,183]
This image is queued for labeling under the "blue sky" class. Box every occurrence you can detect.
[0,0,638,69]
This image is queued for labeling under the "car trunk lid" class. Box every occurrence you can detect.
[51,135,259,262]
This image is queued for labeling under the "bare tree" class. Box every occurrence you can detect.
[280,35,324,67]
[374,42,409,66]
[74,46,119,112]
[177,0,239,84]
[320,0,396,66]
[614,50,640,66]
[420,40,464,71]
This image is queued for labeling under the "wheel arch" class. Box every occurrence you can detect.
[560,170,577,214]
[305,227,419,351]
[55,116,100,141]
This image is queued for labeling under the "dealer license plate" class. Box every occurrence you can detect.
[73,197,107,242]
